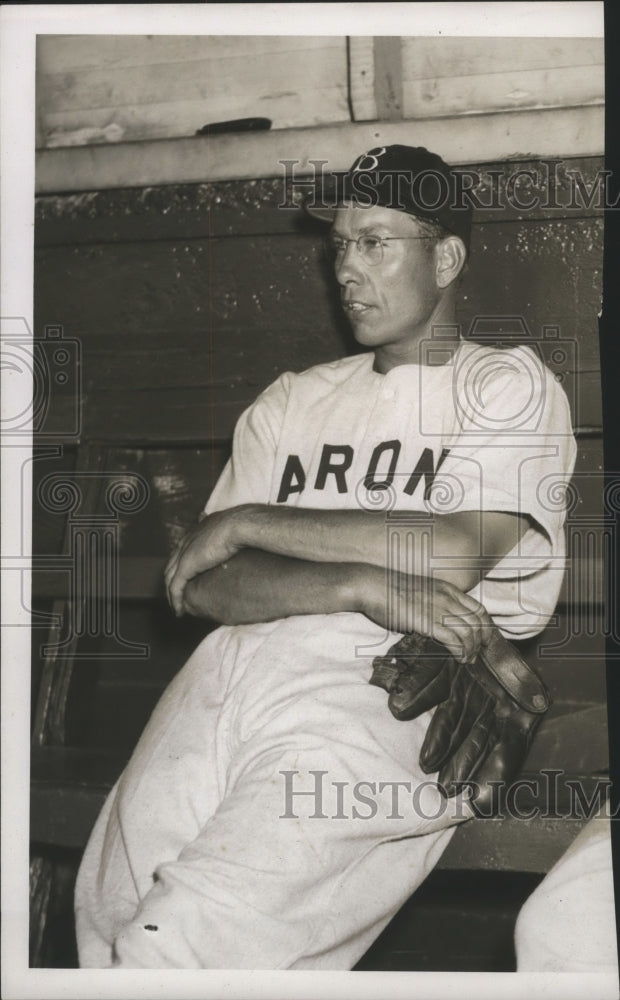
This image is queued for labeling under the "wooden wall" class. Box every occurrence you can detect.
[36,35,603,150]
[36,35,350,147]
[350,37,604,121]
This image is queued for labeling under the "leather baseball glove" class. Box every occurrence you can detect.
[369,627,551,817]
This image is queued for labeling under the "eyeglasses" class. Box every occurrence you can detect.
[325,234,436,267]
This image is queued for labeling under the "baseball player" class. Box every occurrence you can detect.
[74,145,577,969]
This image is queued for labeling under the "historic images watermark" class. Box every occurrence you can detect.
[279,769,616,823]
[278,156,616,214]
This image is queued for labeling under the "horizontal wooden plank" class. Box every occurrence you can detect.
[534,635,607,705]
[437,815,588,872]
[31,745,127,848]
[37,35,343,75]
[31,391,249,445]
[34,158,607,251]
[30,331,603,408]
[69,334,580,399]
[31,784,107,850]
[34,217,603,349]
[402,66,604,120]
[33,369,588,444]
[42,88,350,147]
[401,37,604,80]
[40,47,346,116]
[34,108,605,193]
[525,704,608,773]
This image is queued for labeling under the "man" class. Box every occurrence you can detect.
[74,145,576,969]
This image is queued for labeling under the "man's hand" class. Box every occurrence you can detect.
[165,507,250,616]
[357,566,493,664]
[370,627,551,817]
[165,504,529,619]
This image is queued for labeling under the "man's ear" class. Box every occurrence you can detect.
[435,236,467,288]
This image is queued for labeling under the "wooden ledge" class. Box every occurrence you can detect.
[35,106,604,195]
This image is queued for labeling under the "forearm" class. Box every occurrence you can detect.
[181,546,491,663]
[235,506,527,592]
[182,547,363,625]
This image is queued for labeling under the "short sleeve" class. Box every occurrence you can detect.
[427,348,578,636]
[429,367,576,542]
[205,373,291,514]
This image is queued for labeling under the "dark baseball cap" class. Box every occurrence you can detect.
[304,144,472,253]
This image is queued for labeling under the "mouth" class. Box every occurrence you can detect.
[343,300,372,315]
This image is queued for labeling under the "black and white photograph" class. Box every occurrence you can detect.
[2,3,619,998]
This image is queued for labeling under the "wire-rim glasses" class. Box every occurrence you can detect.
[325,234,436,267]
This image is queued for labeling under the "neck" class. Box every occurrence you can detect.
[373,299,461,374]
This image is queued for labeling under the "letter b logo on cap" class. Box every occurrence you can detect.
[352,147,387,172]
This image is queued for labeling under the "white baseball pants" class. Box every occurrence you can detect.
[75,612,471,969]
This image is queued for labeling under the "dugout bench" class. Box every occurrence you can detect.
[29,157,612,968]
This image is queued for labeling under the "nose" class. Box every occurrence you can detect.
[335,240,363,286]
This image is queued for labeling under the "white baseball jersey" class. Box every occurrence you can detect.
[206,339,577,637]
[75,339,577,970]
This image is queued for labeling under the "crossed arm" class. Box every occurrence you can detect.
[165,504,529,663]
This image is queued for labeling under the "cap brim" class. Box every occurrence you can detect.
[302,198,338,223]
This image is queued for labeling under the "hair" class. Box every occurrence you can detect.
[407,214,469,285]
[408,214,456,249]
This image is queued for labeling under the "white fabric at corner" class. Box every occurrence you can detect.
[515,807,618,973]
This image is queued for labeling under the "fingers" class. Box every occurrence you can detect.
[164,547,181,593]
[440,582,493,632]
[430,623,474,664]
[423,601,483,664]
[429,581,493,662]
[454,591,494,645]
[168,571,186,618]
[164,532,196,617]
[164,515,214,616]
[167,562,185,617]
[447,612,485,663]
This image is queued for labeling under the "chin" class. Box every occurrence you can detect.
[351,327,394,349]
[352,332,382,349]
[348,318,384,342]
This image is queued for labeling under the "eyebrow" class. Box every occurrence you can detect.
[330,224,397,238]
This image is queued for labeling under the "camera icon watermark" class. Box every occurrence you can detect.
[1,317,81,438]
[417,318,579,438]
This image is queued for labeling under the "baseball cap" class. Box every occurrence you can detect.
[303,144,472,253]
